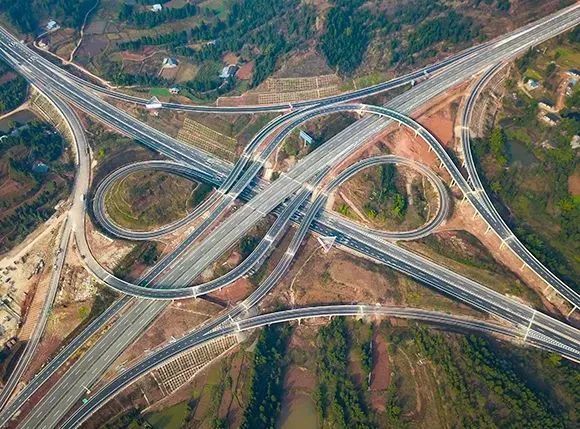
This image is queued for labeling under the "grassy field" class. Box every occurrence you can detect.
[104,170,209,231]
[551,46,580,69]
[146,402,189,429]
[523,67,543,81]
[353,71,392,89]
[200,0,230,18]
[148,87,171,97]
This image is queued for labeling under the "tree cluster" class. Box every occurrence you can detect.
[413,327,497,428]
[101,60,167,87]
[461,335,565,428]
[0,122,70,253]
[239,235,260,259]
[0,121,65,165]
[473,111,579,291]
[319,0,481,72]
[384,383,406,428]
[118,3,198,29]
[0,0,95,32]
[516,48,538,73]
[0,73,28,114]
[364,164,408,222]
[315,318,373,429]
[398,11,480,61]
[414,326,568,428]
[569,25,580,44]
[475,0,511,11]
[118,0,315,89]
[488,127,510,166]
[320,0,371,75]
[118,30,189,51]
[240,325,291,429]
[113,242,159,279]
[0,184,61,252]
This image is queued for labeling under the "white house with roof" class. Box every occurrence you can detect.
[567,69,580,80]
[538,99,556,113]
[162,57,178,69]
[151,4,162,12]
[219,64,238,79]
[525,78,540,91]
[46,20,58,31]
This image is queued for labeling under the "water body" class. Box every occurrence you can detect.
[279,393,319,429]
[508,139,537,167]
[0,109,38,133]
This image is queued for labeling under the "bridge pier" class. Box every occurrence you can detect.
[522,310,537,342]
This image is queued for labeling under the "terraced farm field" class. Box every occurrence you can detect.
[177,118,237,162]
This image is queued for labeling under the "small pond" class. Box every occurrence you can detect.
[0,109,38,133]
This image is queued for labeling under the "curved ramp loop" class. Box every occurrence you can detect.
[325,155,449,241]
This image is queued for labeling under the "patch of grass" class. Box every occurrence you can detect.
[236,113,276,146]
[354,71,389,89]
[148,87,171,97]
[337,203,351,217]
[339,80,356,92]
[200,0,230,18]
[146,401,189,429]
[552,46,580,69]
[523,67,543,81]
[104,170,203,231]
[505,126,532,146]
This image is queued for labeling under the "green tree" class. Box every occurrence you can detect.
[240,325,291,429]
[320,0,370,74]
[488,127,509,166]
[385,383,406,428]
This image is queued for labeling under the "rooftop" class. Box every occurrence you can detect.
[219,64,238,79]
[162,57,178,68]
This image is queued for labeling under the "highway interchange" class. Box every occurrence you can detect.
[0,3,579,428]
